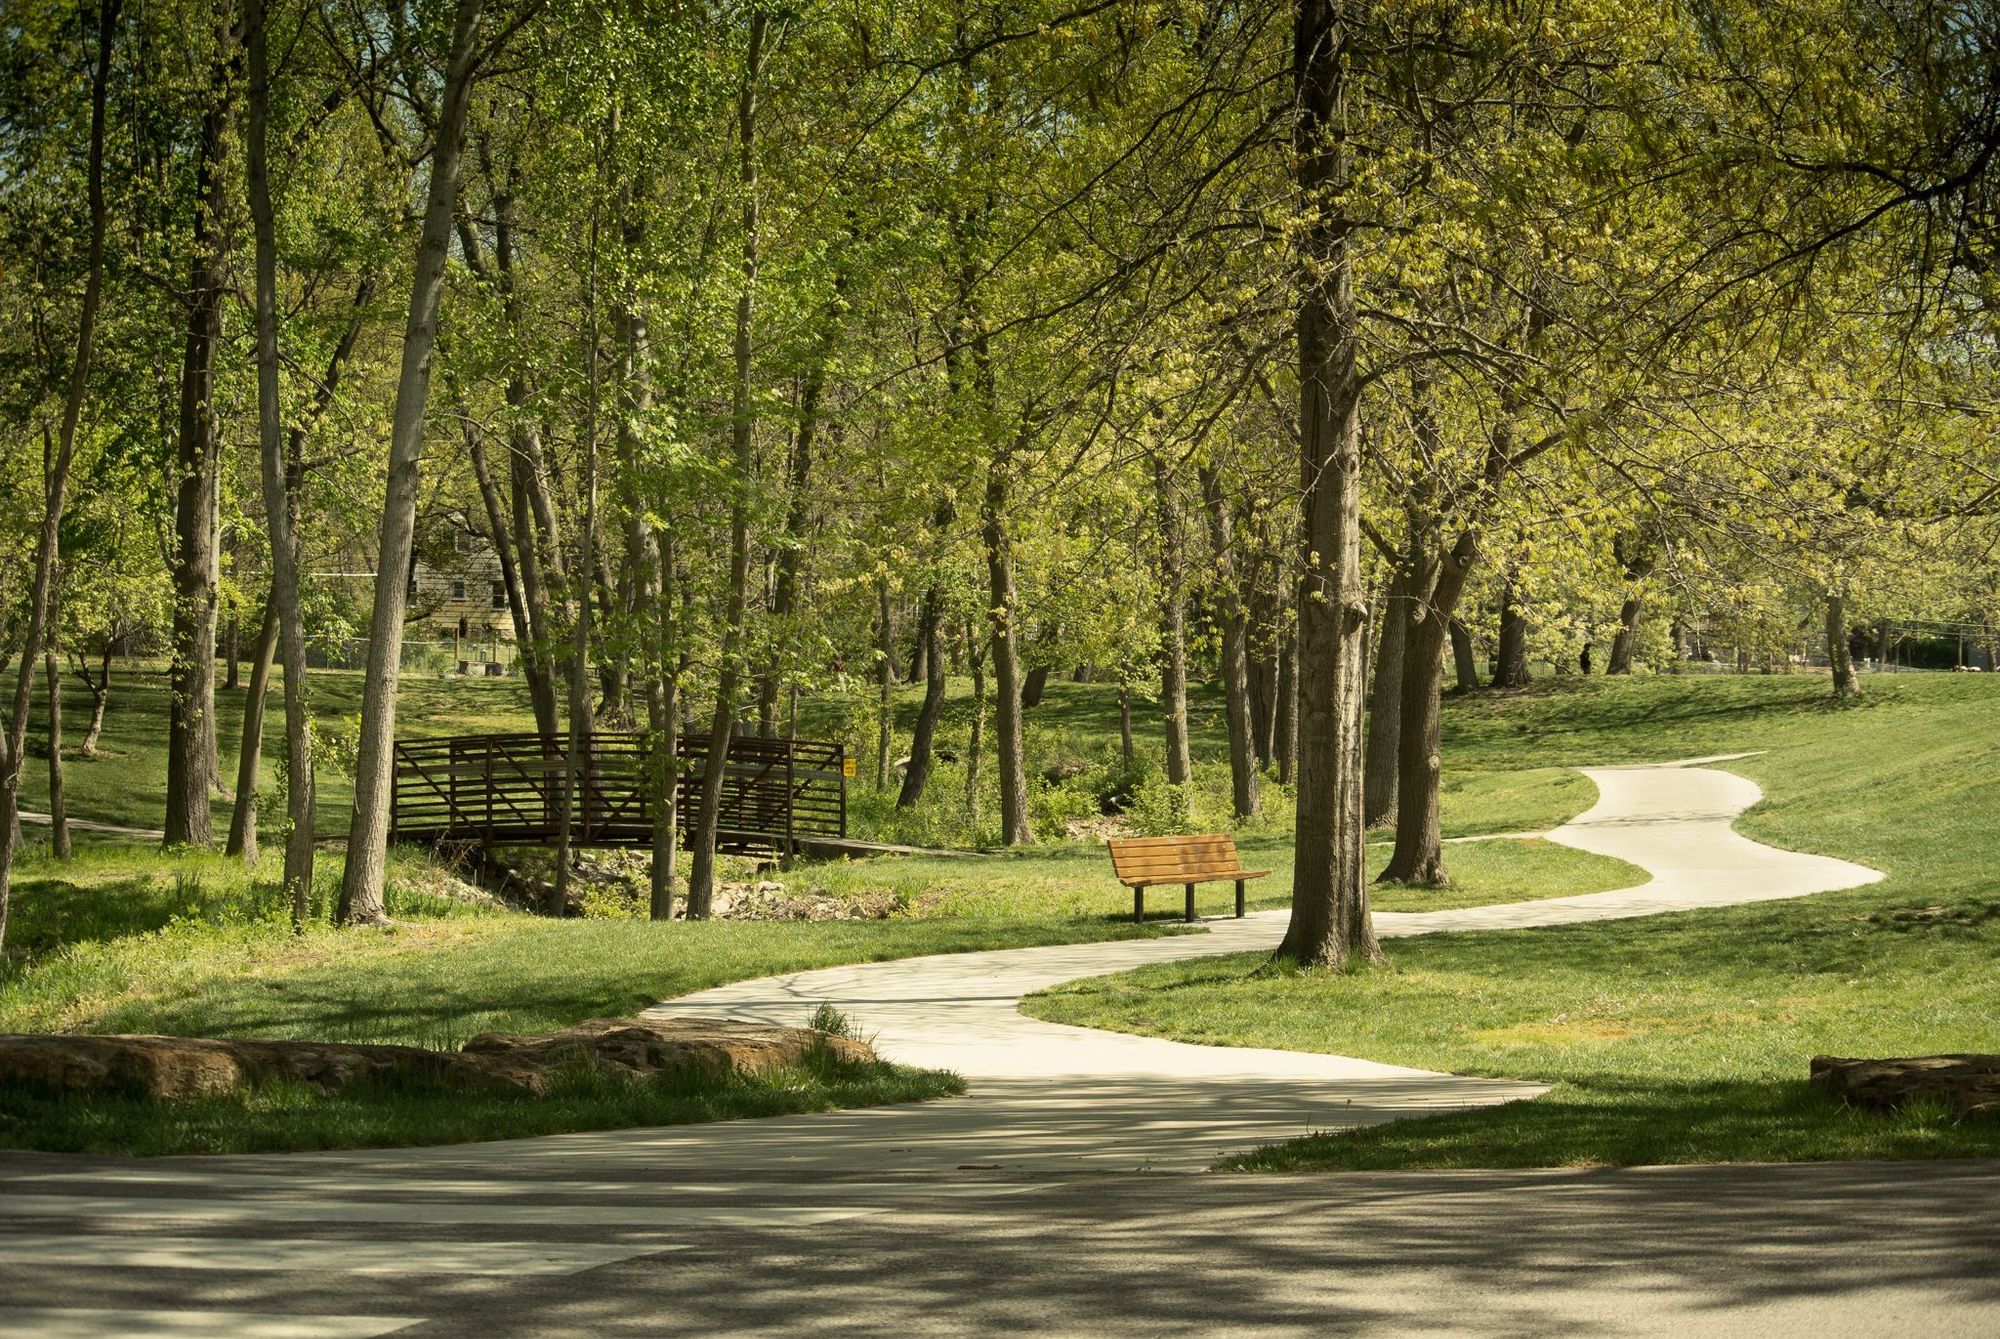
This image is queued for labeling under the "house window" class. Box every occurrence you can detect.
[491,580,507,611]
[451,580,466,600]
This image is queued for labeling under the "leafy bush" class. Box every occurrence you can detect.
[1128,776,1195,835]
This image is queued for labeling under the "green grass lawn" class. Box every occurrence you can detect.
[14,666,540,839]
[0,665,1632,1156]
[1025,671,2000,1170]
[14,664,1986,1166]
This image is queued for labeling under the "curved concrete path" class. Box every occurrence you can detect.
[0,758,1923,1339]
[457,753,1876,1177]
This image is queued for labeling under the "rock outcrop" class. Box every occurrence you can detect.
[0,1017,872,1103]
[1810,1054,2000,1119]
[461,1017,874,1094]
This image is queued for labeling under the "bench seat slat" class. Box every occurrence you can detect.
[1105,834,1271,923]
[1122,867,1271,888]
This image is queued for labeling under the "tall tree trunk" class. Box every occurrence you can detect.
[1492,580,1530,688]
[1606,598,1641,674]
[983,452,1034,845]
[1362,559,1409,828]
[165,6,237,850]
[875,576,894,790]
[1199,465,1258,819]
[45,625,70,860]
[225,594,280,861]
[1380,596,1449,886]
[1606,542,1654,675]
[687,11,769,916]
[248,0,303,908]
[554,237,602,918]
[338,0,487,925]
[609,192,677,920]
[469,432,556,734]
[1277,0,1380,969]
[1380,525,1480,887]
[757,339,828,734]
[1248,650,1275,767]
[1152,455,1192,787]
[898,590,947,808]
[487,169,571,740]
[965,616,986,821]
[223,611,240,690]
[1827,590,1860,699]
[1448,616,1477,693]
[1274,626,1297,786]
[464,160,570,738]
[1246,568,1279,767]
[0,0,116,949]
[1118,683,1135,773]
[650,489,691,910]
[591,540,627,729]
[1019,664,1051,708]
[1875,619,1892,671]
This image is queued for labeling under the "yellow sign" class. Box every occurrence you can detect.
[842,757,857,778]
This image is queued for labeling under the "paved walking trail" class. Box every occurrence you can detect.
[602,753,1885,1175]
[7,755,1968,1339]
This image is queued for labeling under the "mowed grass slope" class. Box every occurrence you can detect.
[0,665,1703,1157]
[12,667,540,839]
[1026,672,2000,1169]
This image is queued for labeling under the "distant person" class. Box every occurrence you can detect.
[1580,644,1593,674]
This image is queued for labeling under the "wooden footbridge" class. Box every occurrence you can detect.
[389,732,851,859]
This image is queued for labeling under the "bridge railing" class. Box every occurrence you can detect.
[389,731,847,855]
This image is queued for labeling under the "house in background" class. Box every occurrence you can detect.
[409,529,517,673]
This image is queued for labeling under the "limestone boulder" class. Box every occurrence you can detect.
[459,1017,875,1095]
[0,1032,483,1101]
[1810,1054,2000,1119]
[0,1018,874,1103]
[0,1033,251,1101]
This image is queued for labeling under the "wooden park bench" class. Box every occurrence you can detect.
[1106,834,1272,923]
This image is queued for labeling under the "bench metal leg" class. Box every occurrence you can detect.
[1236,879,1245,918]
[1134,887,1144,923]
[1185,883,1196,923]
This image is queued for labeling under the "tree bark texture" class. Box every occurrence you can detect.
[1152,454,1192,788]
[1827,590,1860,699]
[1448,616,1478,693]
[337,0,487,925]
[965,618,986,821]
[1274,627,1297,786]
[687,10,770,915]
[76,647,110,759]
[1362,560,1409,828]
[898,590,947,808]
[1606,540,1654,675]
[0,0,117,949]
[1492,579,1530,688]
[225,593,280,862]
[44,638,69,859]
[1199,464,1259,819]
[165,7,238,850]
[983,450,1035,844]
[1276,0,1380,970]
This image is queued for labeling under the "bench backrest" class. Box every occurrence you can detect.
[1106,833,1243,884]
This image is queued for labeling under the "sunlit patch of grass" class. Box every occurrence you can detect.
[1028,673,2000,1170]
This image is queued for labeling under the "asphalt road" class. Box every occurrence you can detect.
[1,1153,1994,1336]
